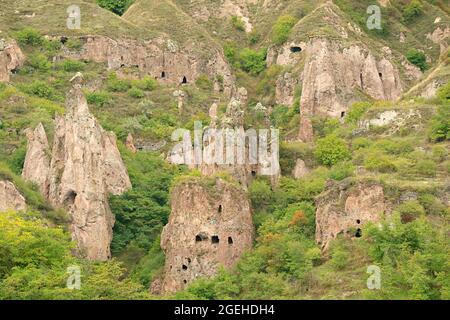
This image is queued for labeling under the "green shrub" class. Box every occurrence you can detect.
[127,87,144,99]
[437,81,450,104]
[395,201,425,223]
[60,59,84,72]
[406,49,428,71]
[431,145,448,162]
[27,53,51,72]
[231,16,245,31]
[272,15,296,45]
[248,31,261,44]
[345,102,371,124]
[429,103,450,142]
[364,153,397,173]
[418,194,447,216]
[403,0,423,23]
[132,76,157,91]
[86,91,112,107]
[314,135,351,166]
[21,81,55,99]
[330,242,349,270]
[195,75,213,90]
[414,159,437,177]
[329,161,355,181]
[15,28,43,46]
[249,179,273,210]
[65,38,83,51]
[239,48,267,75]
[106,73,131,92]
[96,0,134,15]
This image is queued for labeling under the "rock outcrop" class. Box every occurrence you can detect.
[23,123,50,198]
[157,178,253,294]
[62,35,235,97]
[0,180,26,212]
[22,73,132,260]
[0,39,25,82]
[315,180,387,250]
[298,38,403,141]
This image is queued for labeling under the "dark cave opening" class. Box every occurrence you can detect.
[211,235,220,244]
[355,228,362,238]
[182,76,187,84]
[228,237,233,245]
[290,46,302,53]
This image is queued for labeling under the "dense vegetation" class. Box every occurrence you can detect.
[0,0,449,300]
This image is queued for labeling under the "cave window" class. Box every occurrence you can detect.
[187,258,191,263]
[228,237,233,245]
[340,111,346,118]
[60,36,68,44]
[182,76,187,84]
[183,280,187,284]
[251,170,256,177]
[379,72,383,79]
[120,64,125,67]
[218,205,222,213]
[63,190,77,206]
[182,264,188,270]
[290,46,302,53]
[161,71,166,78]
[356,219,361,224]
[355,228,362,238]
[211,235,220,244]
[196,233,208,242]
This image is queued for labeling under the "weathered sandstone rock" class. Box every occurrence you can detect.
[315,180,387,250]
[23,73,131,260]
[23,123,50,198]
[0,39,25,82]
[0,180,26,212]
[157,179,253,293]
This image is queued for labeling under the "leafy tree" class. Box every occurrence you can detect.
[272,15,296,45]
[314,135,351,166]
[403,0,423,23]
[239,48,267,75]
[406,49,428,71]
[96,0,134,16]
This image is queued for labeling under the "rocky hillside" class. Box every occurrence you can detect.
[0,0,448,300]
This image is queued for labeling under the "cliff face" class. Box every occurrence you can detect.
[157,179,254,294]
[0,39,25,82]
[62,35,235,97]
[0,180,26,212]
[297,39,405,141]
[315,180,388,250]
[22,123,50,198]
[22,74,131,260]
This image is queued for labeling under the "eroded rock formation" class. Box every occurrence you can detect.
[157,178,253,294]
[0,180,26,212]
[0,39,25,82]
[315,180,387,250]
[61,35,235,97]
[22,73,131,260]
[298,38,404,141]
[23,123,50,198]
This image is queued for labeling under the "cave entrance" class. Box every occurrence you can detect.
[290,46,302,53]
[182,264,188,270]
[195,233,208,242]
[251,170,256,177]
[218,205,222,213]
[181,76,187,84]
[60,36,68,44]
[379,72,383,79]
[211,235,220,244]
[356,219,361,224]
[63,190,77,206]
[161,71,166,78]
[228,237,233,245]
[340,111,346,118]
[355,228,362,238]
